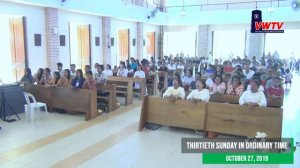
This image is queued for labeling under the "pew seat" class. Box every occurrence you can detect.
[139,96,283,138]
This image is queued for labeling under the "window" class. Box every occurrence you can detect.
[213,30,246,60]
[163,31,197,57]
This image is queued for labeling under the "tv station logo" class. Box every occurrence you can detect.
[251,10,284,33]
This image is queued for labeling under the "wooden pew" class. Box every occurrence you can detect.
[146,74,158,95]
[158,71,168,90]
[23,84,52,107]
[107,76,146,105]
[24,84,98,121]
[139,96,283,138]
[209,94,283,108]
[206,102,283,138]
[138,96,206,131]
[96,84,119,112]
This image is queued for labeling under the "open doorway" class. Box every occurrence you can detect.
[117,29,130,64]
[69,23,91,70]
[0,15,26,83]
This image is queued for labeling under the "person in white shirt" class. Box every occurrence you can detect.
[117,63,128,77]
[163,78,185,101]
[70,64,76,79]
[93,63,99,74]
[133,65,145,89]
[102,64,113,78]
[94,65,106,83]
[183,69,195,84]
[57,62,64,77]
[187,79,210,102]
[243,64,254,80]
[239,80,267,107]
[167,60,176,71]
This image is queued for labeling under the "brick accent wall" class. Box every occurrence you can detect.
[102,17,111,64]
[136,22,143,60]
[197,25,209,57]
[45,7,59,71]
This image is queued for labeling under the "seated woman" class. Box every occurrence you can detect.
[187,79,210,102]
[226,76,244,96]
[209,75,226,94]
[20,68,33,84]
[33,68,44,85]
[83,71,97,89]
[239,80,267,107]
[47,72,60,86]
[71,69,85,89]
[42,68,52,85]
[117,63,128,77]
[267,77,284,98]
[163,78,185,101]
[215,65,224,76]
[57,69,71,88]
[182,69,195,91]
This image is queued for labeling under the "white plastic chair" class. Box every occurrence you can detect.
[24,92,48,122]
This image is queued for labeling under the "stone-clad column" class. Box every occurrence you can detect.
[136,22,144,60]
[102,17,111,64]
[45,7,59,71]
[197,25,209,58]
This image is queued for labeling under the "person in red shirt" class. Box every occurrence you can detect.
[224,61,235,73]
[83,71,97,90]
[267,77,284,98]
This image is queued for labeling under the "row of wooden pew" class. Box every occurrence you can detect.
[139,96,283,138]
[23,74,155,121]
[24,83,122,121]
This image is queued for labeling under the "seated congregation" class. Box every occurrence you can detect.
[20,55,286,137]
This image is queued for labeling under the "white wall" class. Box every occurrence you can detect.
[58,10,102,69]
[0,1,46,74]
[110,18,137,67]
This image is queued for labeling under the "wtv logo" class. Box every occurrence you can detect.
[255,22,284,33]
[251,10,284,33]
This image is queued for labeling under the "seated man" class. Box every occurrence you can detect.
[134,65,145,89]
[239,80,267,107]
[163,78,185,101]
[182,69,195,91]
[187,79,210,102]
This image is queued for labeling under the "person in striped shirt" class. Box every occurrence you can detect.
[226,76,244,96]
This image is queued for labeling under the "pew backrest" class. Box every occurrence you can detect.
[139,96,206,131]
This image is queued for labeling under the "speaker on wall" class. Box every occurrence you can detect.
[143,39,145,46]
[59,35,65,46]
[110,38,114,46]
[34,34,41,46]
[95,37,100,46]
[132,38,136,46]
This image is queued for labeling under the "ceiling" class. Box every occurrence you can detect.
[165,0,291,11]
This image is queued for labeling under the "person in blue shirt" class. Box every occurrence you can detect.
[71,69,85,89]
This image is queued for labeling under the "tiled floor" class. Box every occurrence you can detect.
[0,73,299,168]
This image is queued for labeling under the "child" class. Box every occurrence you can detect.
[284,68,293,88]
[267,77,284,98]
